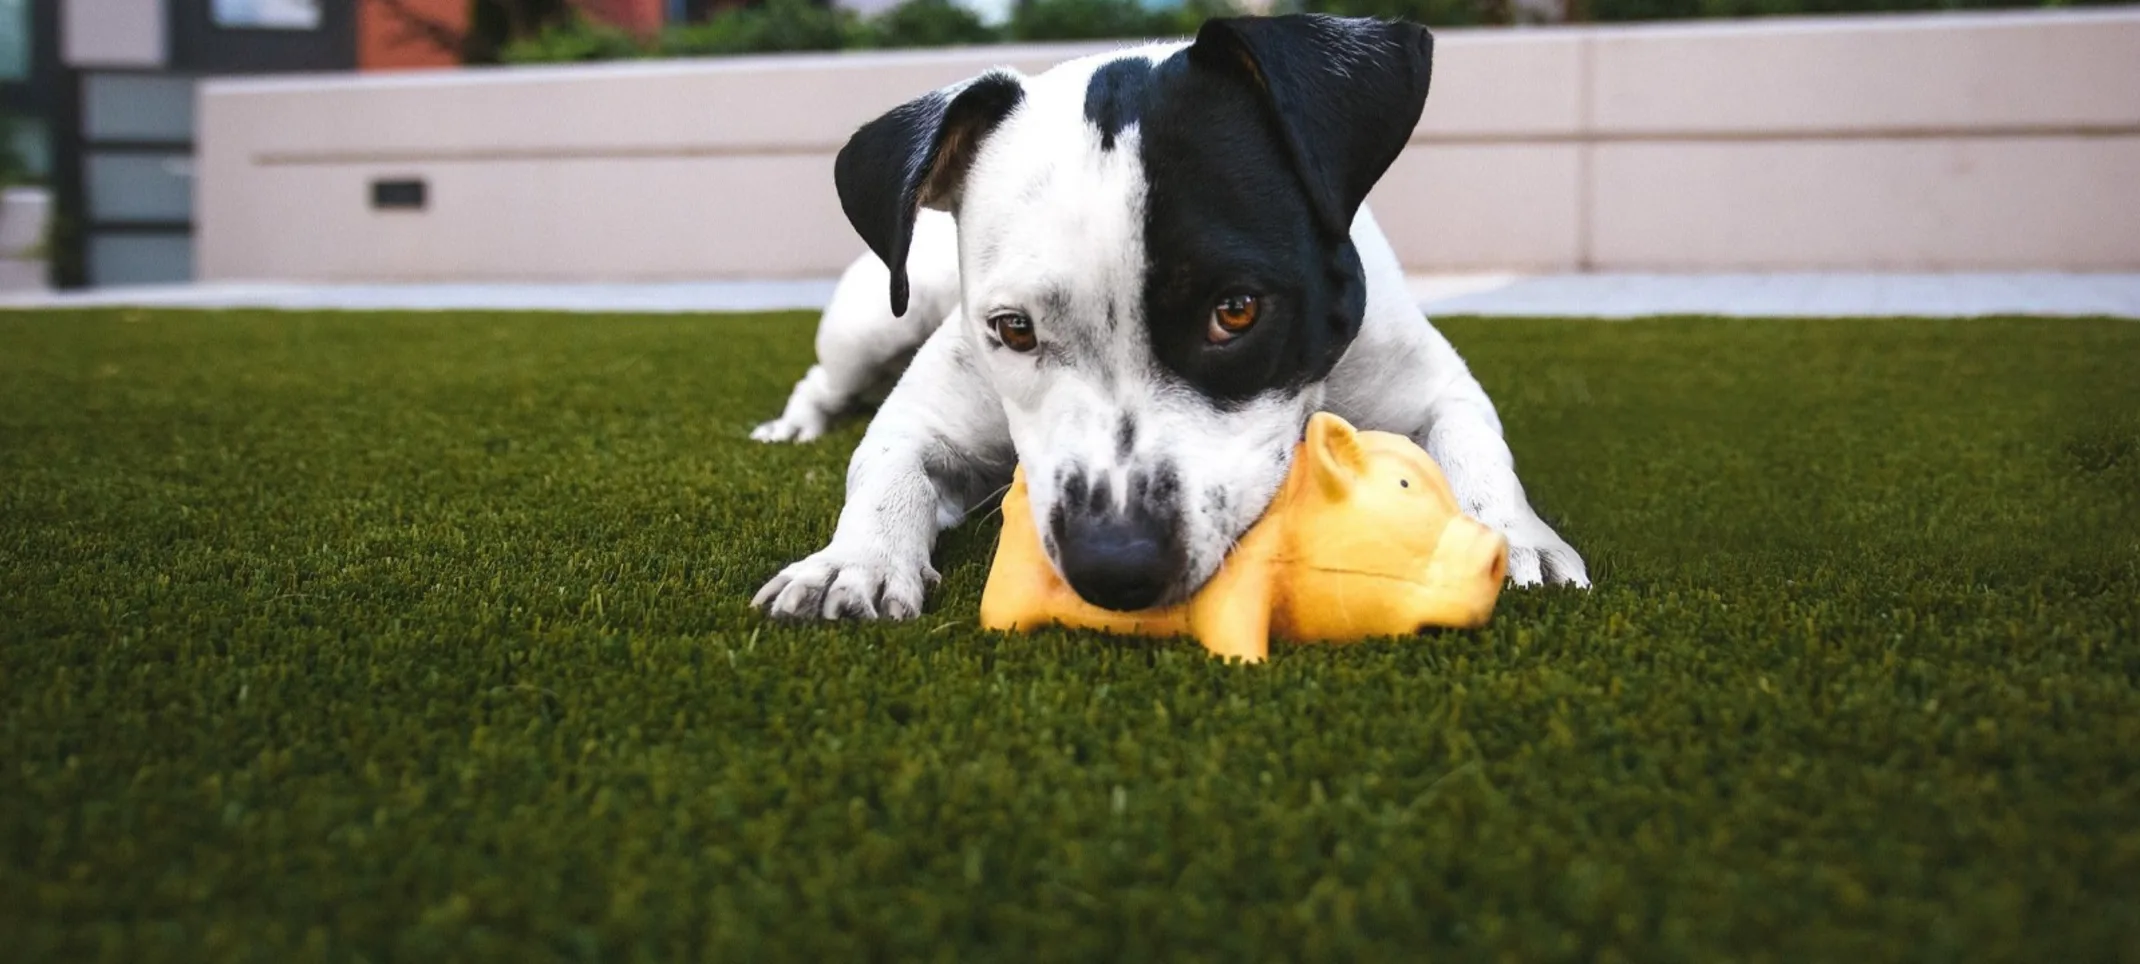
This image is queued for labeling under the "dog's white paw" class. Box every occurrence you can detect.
[751,545,938,620]
[1486,515,1590,589]
[750,414,827,444]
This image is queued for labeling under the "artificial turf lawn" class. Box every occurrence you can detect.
[2,310,2137,963]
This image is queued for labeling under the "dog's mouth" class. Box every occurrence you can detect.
[1047,502,1190,613]
[1078,484,1282,612]
[1028,402,1303,612]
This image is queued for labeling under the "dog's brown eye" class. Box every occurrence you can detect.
[991,311,1037,352]
[1208,293,1259,344]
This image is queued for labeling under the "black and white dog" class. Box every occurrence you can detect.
[753,14,1587,621]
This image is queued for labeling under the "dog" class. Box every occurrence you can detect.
[752,13,1587,622]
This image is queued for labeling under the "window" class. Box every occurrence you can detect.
[0,0,26,81]
[211,0,323,30]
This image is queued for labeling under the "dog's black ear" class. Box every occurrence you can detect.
[1189,14,1433,237]
[835,71,1024,316]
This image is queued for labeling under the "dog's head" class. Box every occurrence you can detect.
[836,14,1433,611]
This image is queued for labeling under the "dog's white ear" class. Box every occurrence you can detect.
[1188,14,1433,238]
[835,71,1024,317]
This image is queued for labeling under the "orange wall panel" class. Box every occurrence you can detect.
[578,0,666,35]
[358,0,469,71]
[358,0,667,71]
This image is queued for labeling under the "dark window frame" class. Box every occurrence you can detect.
[69,65,194,287]
[170,0,355,74]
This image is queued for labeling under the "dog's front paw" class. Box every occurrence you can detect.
[751,545,939,620]
[752,365,845,444]
[1480,513,1589,589]
[750,413,827,444]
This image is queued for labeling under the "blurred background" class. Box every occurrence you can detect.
[1,0,2135,294]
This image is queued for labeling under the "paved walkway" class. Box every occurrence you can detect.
[1405,273,2140,318]
[4,273,2137,318]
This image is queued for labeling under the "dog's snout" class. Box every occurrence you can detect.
[1056,514,1179,611]
[1051,472,1183,612]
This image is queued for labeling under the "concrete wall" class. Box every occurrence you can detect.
[0,187,52,292]
[63,0,166,68]
[198,9,2140,282]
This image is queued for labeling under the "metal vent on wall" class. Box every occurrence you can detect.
[371,178,426,211]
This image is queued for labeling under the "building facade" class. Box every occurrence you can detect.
[19,0,712,289]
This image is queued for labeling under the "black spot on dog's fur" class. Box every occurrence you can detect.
[1116,417,1137,459]
[1086,476,1112,514]
[835,72,1024,316]
[1059,468,1087,508]
[1149,464,1180,502]
[1039,287,1073,320]
[1050,464,1188,611]
[1130,17,1434,407]
[1127,464,1181,512]
[1084,57,1153,152]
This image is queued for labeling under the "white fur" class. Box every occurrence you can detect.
[752,48,1587,621]
[750,211,960,443]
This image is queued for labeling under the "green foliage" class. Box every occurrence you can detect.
[659,0,855,56]
[464,0,577,64]
[1153,0,1246,37]
[1008,0,1180,40]
[3,310,2138,960]
[852,0,1001,49]
[496,16,645,64]
[1297,0,1504,26]
[0,110,30,188]
[1005,0,1242,42]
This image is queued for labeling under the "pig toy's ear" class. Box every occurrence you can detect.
[1305,412,1370,499]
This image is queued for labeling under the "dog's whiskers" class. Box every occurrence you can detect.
[974,479,1017,523]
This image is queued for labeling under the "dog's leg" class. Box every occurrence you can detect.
[754,213,961,443]
[752,316,1013,620]
[1337,342,1588,588]
[1415,382,1589,588]
[1330,211,1589,588]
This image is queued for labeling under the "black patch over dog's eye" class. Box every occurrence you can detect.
[990,311,1038,352]
[1207,293,1260,344]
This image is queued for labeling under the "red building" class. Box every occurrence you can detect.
[359,0,699,71]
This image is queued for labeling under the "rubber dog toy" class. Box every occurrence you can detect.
[980,412,1509,663]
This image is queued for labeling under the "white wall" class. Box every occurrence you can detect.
[197,9,2140,283]
[62,0,167,68]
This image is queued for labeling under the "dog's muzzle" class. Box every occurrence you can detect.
[1049,471,1185,612]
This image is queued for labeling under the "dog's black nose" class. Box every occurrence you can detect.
[1055,511,1181,612]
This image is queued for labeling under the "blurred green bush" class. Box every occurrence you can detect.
[497,19,644,64]
[851,0,999,48]
[657,0,855,56]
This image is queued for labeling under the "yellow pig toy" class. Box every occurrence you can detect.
[979,412,1509,663]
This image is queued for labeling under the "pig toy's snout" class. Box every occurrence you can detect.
[1410,518,1510,630]
[1440,518,1509,585]
[1467,520,1510,587]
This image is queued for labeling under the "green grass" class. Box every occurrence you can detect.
[3,310,2137,962]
